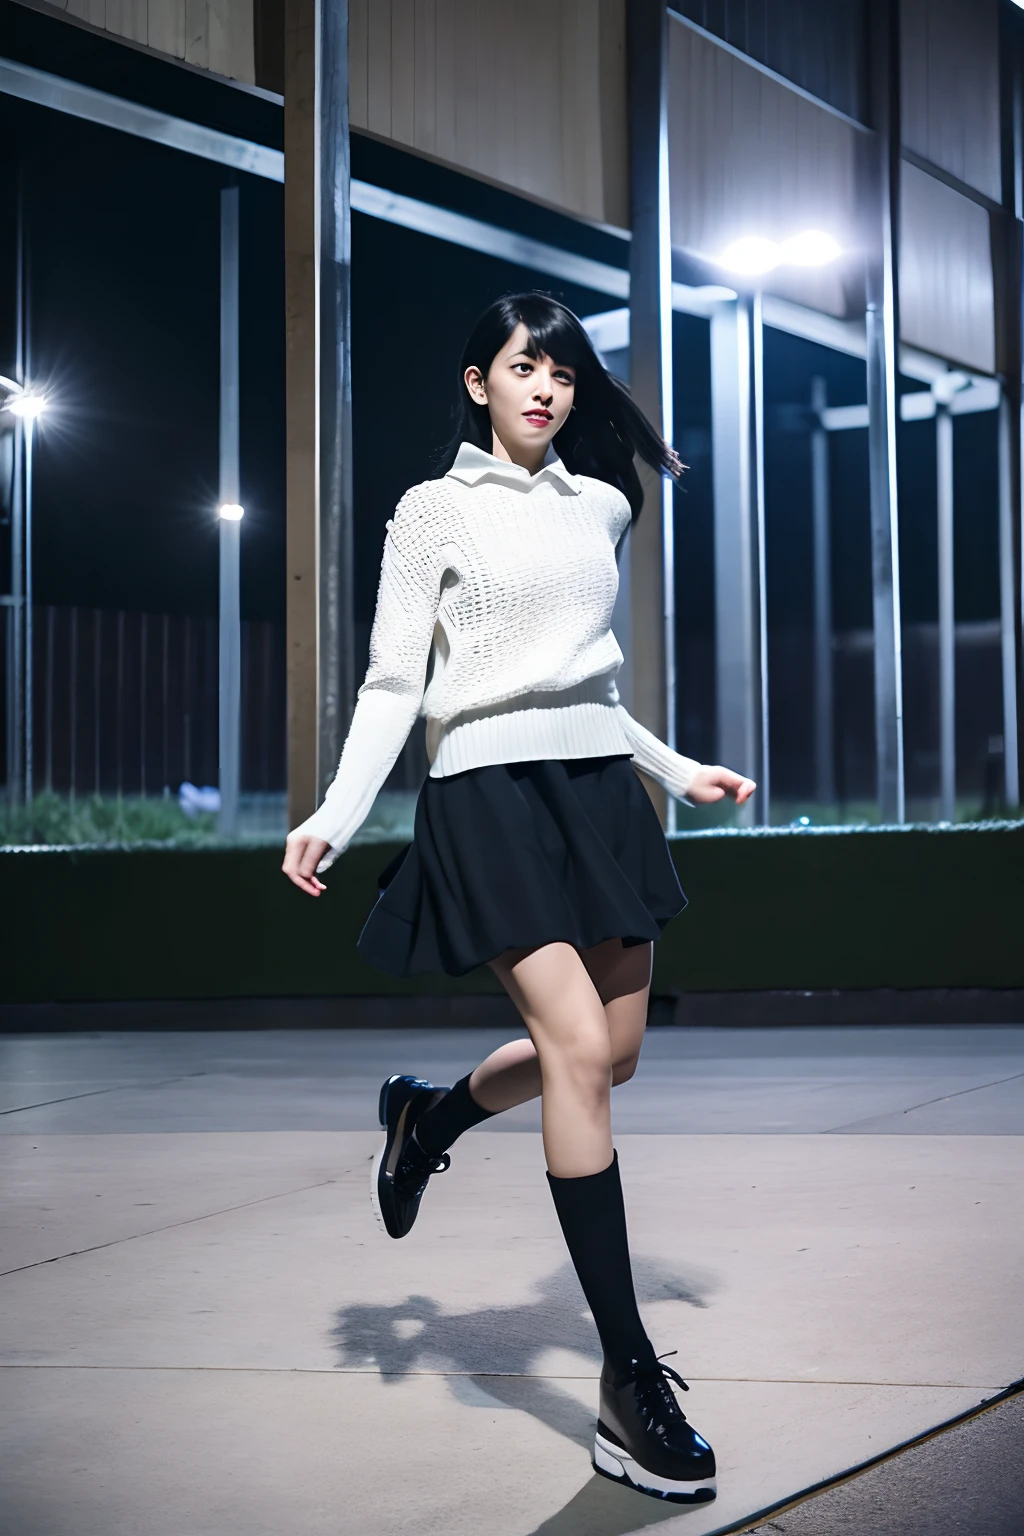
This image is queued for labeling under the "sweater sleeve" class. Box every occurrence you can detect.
[289,490,444,873]
[613,703,703,805]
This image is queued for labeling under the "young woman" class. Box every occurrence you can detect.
[283,292,755,1505]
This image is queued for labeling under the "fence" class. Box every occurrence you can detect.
[1,604,1007,820]
[2,605,286,799]
[678,619,1006,818]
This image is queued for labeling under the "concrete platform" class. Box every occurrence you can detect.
[1,1028,1022,1535]
[2,1024,1023,1135]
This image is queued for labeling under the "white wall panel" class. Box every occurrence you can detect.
[147,0,185,60]
[668,18,862,317]
[899,162,995,373]
[42,0,254,84]
[348,0,628,228]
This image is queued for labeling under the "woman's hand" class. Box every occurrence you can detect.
[685,765,757,805]
[282,832,332,895]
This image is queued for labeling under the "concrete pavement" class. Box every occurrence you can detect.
[1,1025,1022,1534]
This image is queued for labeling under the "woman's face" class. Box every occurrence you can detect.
[463,321,576,463]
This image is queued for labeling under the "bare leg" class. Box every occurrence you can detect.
[468,938,653,1113]
[487,940,624,1176]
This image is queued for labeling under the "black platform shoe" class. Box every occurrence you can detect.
[371,1074,451,1239]
[593,1351,717,1504]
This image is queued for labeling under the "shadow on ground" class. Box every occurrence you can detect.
[330,1257,716,1536]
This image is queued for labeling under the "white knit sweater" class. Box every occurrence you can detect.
[294,442,703,872]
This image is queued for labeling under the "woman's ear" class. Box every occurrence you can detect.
[463,365,488,406]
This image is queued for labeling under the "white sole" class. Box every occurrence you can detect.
[593,1432,717,1502]
[370,1075,421,1239]
[369,1133,389,1235]
[369,1074,402,1237]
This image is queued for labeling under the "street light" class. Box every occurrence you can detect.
[218,185,242,840]
[718,229,843,276]
[5,393,46,421]
[1,378,47,803]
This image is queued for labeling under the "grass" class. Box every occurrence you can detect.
[0,791,222,849]
[3,787,1018,853]
[0,788,417,851]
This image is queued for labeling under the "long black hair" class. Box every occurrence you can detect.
[440,292,683,522]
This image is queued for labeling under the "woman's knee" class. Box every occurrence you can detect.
[540,1016,613,1091]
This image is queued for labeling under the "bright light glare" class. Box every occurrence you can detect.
[7,393,46,420]
[692,284,739,302]
[718,236,780,275]
[780,229,842,267]
[219,502,244,521]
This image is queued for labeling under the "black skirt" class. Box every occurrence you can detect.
[356,754,687,979]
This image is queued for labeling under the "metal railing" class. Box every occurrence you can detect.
[3,603,285,799]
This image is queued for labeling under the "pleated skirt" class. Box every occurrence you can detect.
[356,754,687,979]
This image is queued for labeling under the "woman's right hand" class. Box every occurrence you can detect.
[282,831,332,895]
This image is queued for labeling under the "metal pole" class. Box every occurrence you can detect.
[161,612,169,793]
[864,0,905,823]
[261,620,271,791]
[139,609,147,798]
[1001,10,1024,810]
[316,0,355,802]
[751,288,768,823]
[24,416,33,803]
[936,402,955,821]
[93,607,101,795]
[998,391,1020,806]
[7,170,24,805]
[710,299,758,825]
[627,0,675,830]
[183,615,191,785]
[116,608,124,800]
[44,602,54,793]
[811,376,836,808]
[218,184,242,837]
[69,605,77,803]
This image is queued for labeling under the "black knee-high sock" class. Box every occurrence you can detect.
[413,1073,495,1158]
[546,1149,657,1379]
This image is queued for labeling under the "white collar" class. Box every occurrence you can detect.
[445,440,582,495]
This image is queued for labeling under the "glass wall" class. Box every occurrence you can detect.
[763,327,873,825]
[0,91,285,849]
[2,92,1014,853]
[670,318,1014,831]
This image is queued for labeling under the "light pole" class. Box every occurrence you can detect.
[712,229,844,826]
[1,380,47,807]
[218,185,242,839]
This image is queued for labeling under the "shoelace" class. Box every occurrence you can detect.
[634,1350,690,1423]
[393,1133,451,1195]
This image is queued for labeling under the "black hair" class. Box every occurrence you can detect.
[439,291,683,521]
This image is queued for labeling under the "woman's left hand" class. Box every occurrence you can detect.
[685,765,757,805]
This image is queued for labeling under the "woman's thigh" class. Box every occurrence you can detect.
[580,938,653,1081]
[487,942,611,1066]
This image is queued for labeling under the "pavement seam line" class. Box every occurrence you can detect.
[0,1367,1003,1389]
[0,1176,337,1278]
[822,1068,1024,1133]
[0,1072,209,1117]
